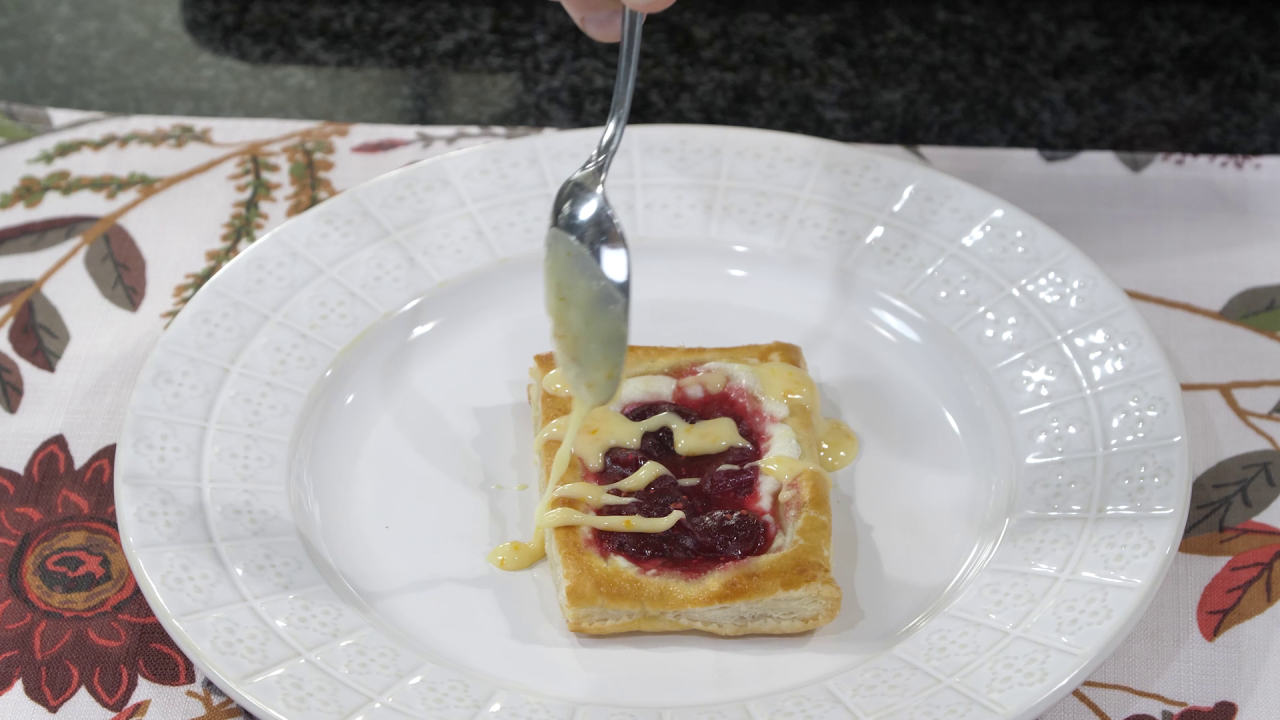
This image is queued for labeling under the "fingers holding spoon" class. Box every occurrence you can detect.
[557,0,678,42]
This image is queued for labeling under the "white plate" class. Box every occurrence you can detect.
[115,126,1190,720]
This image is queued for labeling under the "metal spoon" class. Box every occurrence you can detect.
[544,9,645,409]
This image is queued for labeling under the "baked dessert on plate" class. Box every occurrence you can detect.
[522,342,857,635]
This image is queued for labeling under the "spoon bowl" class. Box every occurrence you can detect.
[544,9,644,407]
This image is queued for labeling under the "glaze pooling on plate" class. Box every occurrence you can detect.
[114,126,1189,720]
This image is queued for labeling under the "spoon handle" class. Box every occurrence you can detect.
[591,9,645,177]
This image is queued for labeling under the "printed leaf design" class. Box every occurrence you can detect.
[222,153,280,248]
[1038,150,1080,162]
[0,215,98,256]
[0,171,162,209]
[0,279,33,305]
[1175,703,1239,720]
[901,145,930,163]
[164,153,279,321]
[351,137,414,153]
[0,114,35,143]
[186,680,243,719]
[415,126,541,150]
[1183,450,1280,538]
[108,698,150,720]
[1220,284,1280,332]
[0,103,52,143]
[84,224,146,311]
[1116,151,1157,173]
[1196,542,1280,640]
[1181,520,1280,556]
[8,289,69,371]
[1164,153,1260,171]
[284,138,337,216]
[30,125,212,165]
[0,349,22,413]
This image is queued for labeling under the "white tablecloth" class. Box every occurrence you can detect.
[0,105,1275,720]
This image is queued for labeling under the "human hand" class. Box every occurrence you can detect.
[557,0,678,42]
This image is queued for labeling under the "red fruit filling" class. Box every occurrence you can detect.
[589,382,778,573]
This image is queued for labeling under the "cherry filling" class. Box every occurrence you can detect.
[589,388,777,572]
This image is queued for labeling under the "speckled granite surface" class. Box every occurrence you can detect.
[3,0,1279,151]
[180,0,1280,152]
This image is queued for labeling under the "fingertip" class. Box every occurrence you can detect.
[581,9,624,42]
[622,0,678,12]
[559,0,626,42]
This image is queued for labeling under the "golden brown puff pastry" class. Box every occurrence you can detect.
[529,343,841,635]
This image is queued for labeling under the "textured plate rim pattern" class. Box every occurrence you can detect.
[115,125,1190,720]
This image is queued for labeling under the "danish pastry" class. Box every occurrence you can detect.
[526,343,856,635]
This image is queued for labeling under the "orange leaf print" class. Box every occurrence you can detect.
[109,698,150,719]
[1181,520,1280,557]
[1197,543,1280,640]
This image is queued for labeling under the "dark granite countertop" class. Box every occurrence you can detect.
[3,0,1280,153]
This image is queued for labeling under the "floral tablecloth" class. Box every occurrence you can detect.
[0,103,1276,720]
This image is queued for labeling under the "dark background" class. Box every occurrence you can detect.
[4,0,1280,152]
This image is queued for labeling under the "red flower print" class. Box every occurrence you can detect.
[1174,702,1239,720]
[1125,702,1241,720]
[0,435,194,712]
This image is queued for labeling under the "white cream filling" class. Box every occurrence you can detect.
[755,472,782,513]
[610,375,678,410]
[763,422,801,460]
